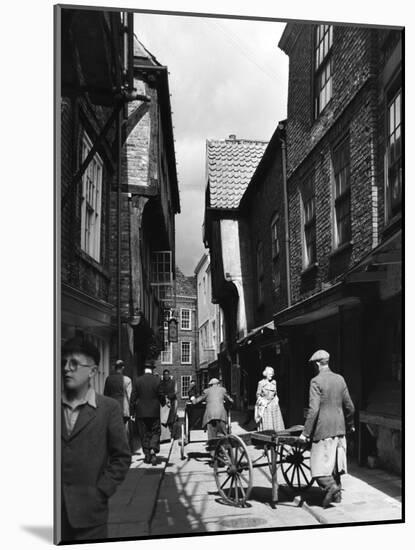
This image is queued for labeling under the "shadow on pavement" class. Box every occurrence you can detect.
[151,471,208,535]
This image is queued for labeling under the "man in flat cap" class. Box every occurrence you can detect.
[300,350,355,508]
[191,378,233,460]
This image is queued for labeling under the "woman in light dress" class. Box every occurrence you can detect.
[255,366,285,432]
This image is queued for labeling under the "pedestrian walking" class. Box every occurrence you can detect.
[187,379,197,400]
[254,366,285,432]
[103,359,132,426]
[130,363,165,465]
[159,369,178,441]
[299,349,355,508]
[61,337,131,543]
[191,378,233,462]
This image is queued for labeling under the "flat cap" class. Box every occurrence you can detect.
[208,378,220,386]
[309,349,330,362]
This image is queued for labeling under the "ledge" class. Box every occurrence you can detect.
[382,212,402,240]
[301,262,319,277]
[329,241,353,259]
[77,249,111,280]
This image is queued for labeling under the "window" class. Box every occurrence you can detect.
[161,341,172,364]
[203,276,207,304]
[314,24,333,118]
[200,322,209,349]
[386,87,402,219]
[301,179,316,268]
[180,308,191,330]
[332,138,351,247]
[271,214,280,259]
[181,341,191,364]
[151,251,173,304]
[80,133,103,261]
[256,241,264,304]
[212,320,216,347]
[181,375,191,398]
[271,214,281,293]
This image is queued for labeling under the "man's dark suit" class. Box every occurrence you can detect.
[103,372,124,412]
[130,373,165,457]
[61,394,131,539]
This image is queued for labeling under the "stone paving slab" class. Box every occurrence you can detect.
[107,414,402,541]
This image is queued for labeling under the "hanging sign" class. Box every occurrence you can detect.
[168,318,178,342]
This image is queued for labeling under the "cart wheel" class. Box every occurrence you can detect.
[180,423,186,460]
[279,443,313,490]
[213,434,253,507]
[185,407,190,443]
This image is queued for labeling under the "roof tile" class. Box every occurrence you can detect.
[206,138,268,209]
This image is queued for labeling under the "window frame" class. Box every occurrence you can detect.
[300,177,317,269]
[161,341,173,364]
[80,132,103,262]
[180,308,192,331]
[256,241,264,305]
[271,213,280,260]
[180,341,192,365]
[332,136,352,248]
[385,82,402,222]
[314,24,333,119]
[181,375,191,399]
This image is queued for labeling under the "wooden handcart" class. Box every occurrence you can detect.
[209,427,313,507]
[179,401,232,460]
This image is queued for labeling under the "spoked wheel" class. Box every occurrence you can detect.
[213,434,253,507]
[279,443,313,490]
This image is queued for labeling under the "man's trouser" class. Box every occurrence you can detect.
[60,498,107,542]
[136,417,161,456]
[207,420,227,457]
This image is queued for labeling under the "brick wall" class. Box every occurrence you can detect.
[286,26,375,178]
[155,269,198,408]
[283,25,386,304]
[61,96,113,303]
[240,140,288,329]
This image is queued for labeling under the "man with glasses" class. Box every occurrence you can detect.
[60,337,131,543]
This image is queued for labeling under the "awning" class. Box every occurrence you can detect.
[237,320,276,345]
[273,282,361,327]
[274,230,401,327]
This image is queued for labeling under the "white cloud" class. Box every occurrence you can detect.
[134,12,288,275]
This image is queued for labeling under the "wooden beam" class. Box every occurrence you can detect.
[346,271,387,283]
[114,184,158,196]
[372,249,402,265]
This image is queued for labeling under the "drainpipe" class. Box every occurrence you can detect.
[116,108,122,357]
[279,123,291,308]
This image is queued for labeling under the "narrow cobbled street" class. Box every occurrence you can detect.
[108,414,401,539]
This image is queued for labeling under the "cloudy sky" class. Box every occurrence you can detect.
[134,12,288,275]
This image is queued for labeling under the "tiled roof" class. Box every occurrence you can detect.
[176,267,197,296]
[206,137,268,209]
[133,35,160,66]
